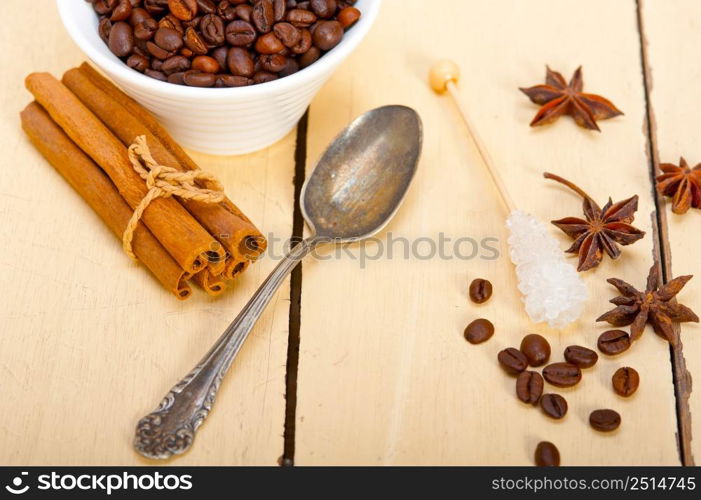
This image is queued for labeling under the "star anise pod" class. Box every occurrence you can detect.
[656,157,701,214]
[520,66,623,131]
[597,264,698,344]
[544,172,645,272]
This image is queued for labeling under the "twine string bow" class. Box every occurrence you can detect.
[122,135,225,260]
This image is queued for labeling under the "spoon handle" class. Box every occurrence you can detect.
[134,238,316,460]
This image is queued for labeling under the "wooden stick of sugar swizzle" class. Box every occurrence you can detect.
[429,60,587,328]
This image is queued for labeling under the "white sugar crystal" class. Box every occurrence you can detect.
[506,210,587,328]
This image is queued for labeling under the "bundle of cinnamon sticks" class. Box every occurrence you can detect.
[21,63,266,300]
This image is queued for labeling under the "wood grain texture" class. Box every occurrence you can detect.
[641,0,701,464]
[0,0,293,465]
[295,0,681,465]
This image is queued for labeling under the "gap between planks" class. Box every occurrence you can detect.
[636,0,694,466]
[282,110,309,466]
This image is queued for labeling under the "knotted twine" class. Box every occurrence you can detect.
[122,135,225,260]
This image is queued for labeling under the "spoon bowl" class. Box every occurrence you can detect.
[135,105,422,460]
[302,105,422,242]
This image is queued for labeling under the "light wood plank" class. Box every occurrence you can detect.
[0,0,293,465]
[641,0,701,464]
[296,0,680,465]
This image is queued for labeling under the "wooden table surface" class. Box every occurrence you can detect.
[1,0,699,465]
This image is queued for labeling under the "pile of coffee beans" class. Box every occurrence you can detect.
[87,0,361,87]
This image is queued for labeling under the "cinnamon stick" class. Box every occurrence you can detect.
[21,102,192,300]
[72,64,267,277]
[25,73,222,274]
[192,269,227,296]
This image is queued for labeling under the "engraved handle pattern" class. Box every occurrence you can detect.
[135,238,316,460]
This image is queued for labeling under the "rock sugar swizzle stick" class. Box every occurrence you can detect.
[429,61,586,327]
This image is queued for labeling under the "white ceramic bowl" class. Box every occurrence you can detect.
[57,0,380,155]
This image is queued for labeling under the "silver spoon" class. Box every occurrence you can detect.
[134,105,423,459]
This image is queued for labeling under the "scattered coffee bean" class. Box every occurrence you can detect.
[540,393,568,419]
[498,348,528,375]
[612,367,639,397]
[564,345,598,368]
[519,334,550,367]
[463,318,494,344]
[469,278,493,304]
[90,0,362,86]
[589,409,621,432]
[598,330,631,355]
[534,441,560,466]
[543,362,581,388]
[516,371,543,405]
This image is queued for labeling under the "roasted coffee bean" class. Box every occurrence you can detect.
[612,367,639,397]
[168,0,198,21]
[146,40,172,59]
[274,22,301,47]
[192,55,220,73]
[108,22,135,57]
[144,68,168,81]
[597,330,631,355]
[589,409,621,432]
[182,26,208,54]
[94,0,118,16]
[167,71,187,84]
[564,345,598,368]
[196,0,217,14]
[337,6,360,28]
[159,13,184,33]
[253,71,279,84]
[226,20,257,46]
[211,45,229,69]
[183,69,217,86]
[98,17,113,44]
[151,57,164,70]
[134,18,158,39]
[540,393,568,419]
[519,334,550,367]
[534,441,560,467]
[216,74,252,87]
[217,1,237,21]
[201,14,226,45]
[259,53,288,72]
[498,348,528,375]
[279,57,299,76]
[227,47,255,76]
[516,371,543,405]
[291,28,312,54]
[162,54,192,74]
[298,45,320,67]
[144,0,169,16]
[273,0,287,21]
[287,8,317,27]
[463,318,494,344]
[154,27,184,51]
[111,0,133,21]
[543,362,581,387]
[235,3,253,22]
[127,53,150,72]
[312,19,342,50]
[252,0,275,33]
[311,0,336,18]
[256,32,284,54]
[468,278,492,304]
[130,7,152,26]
